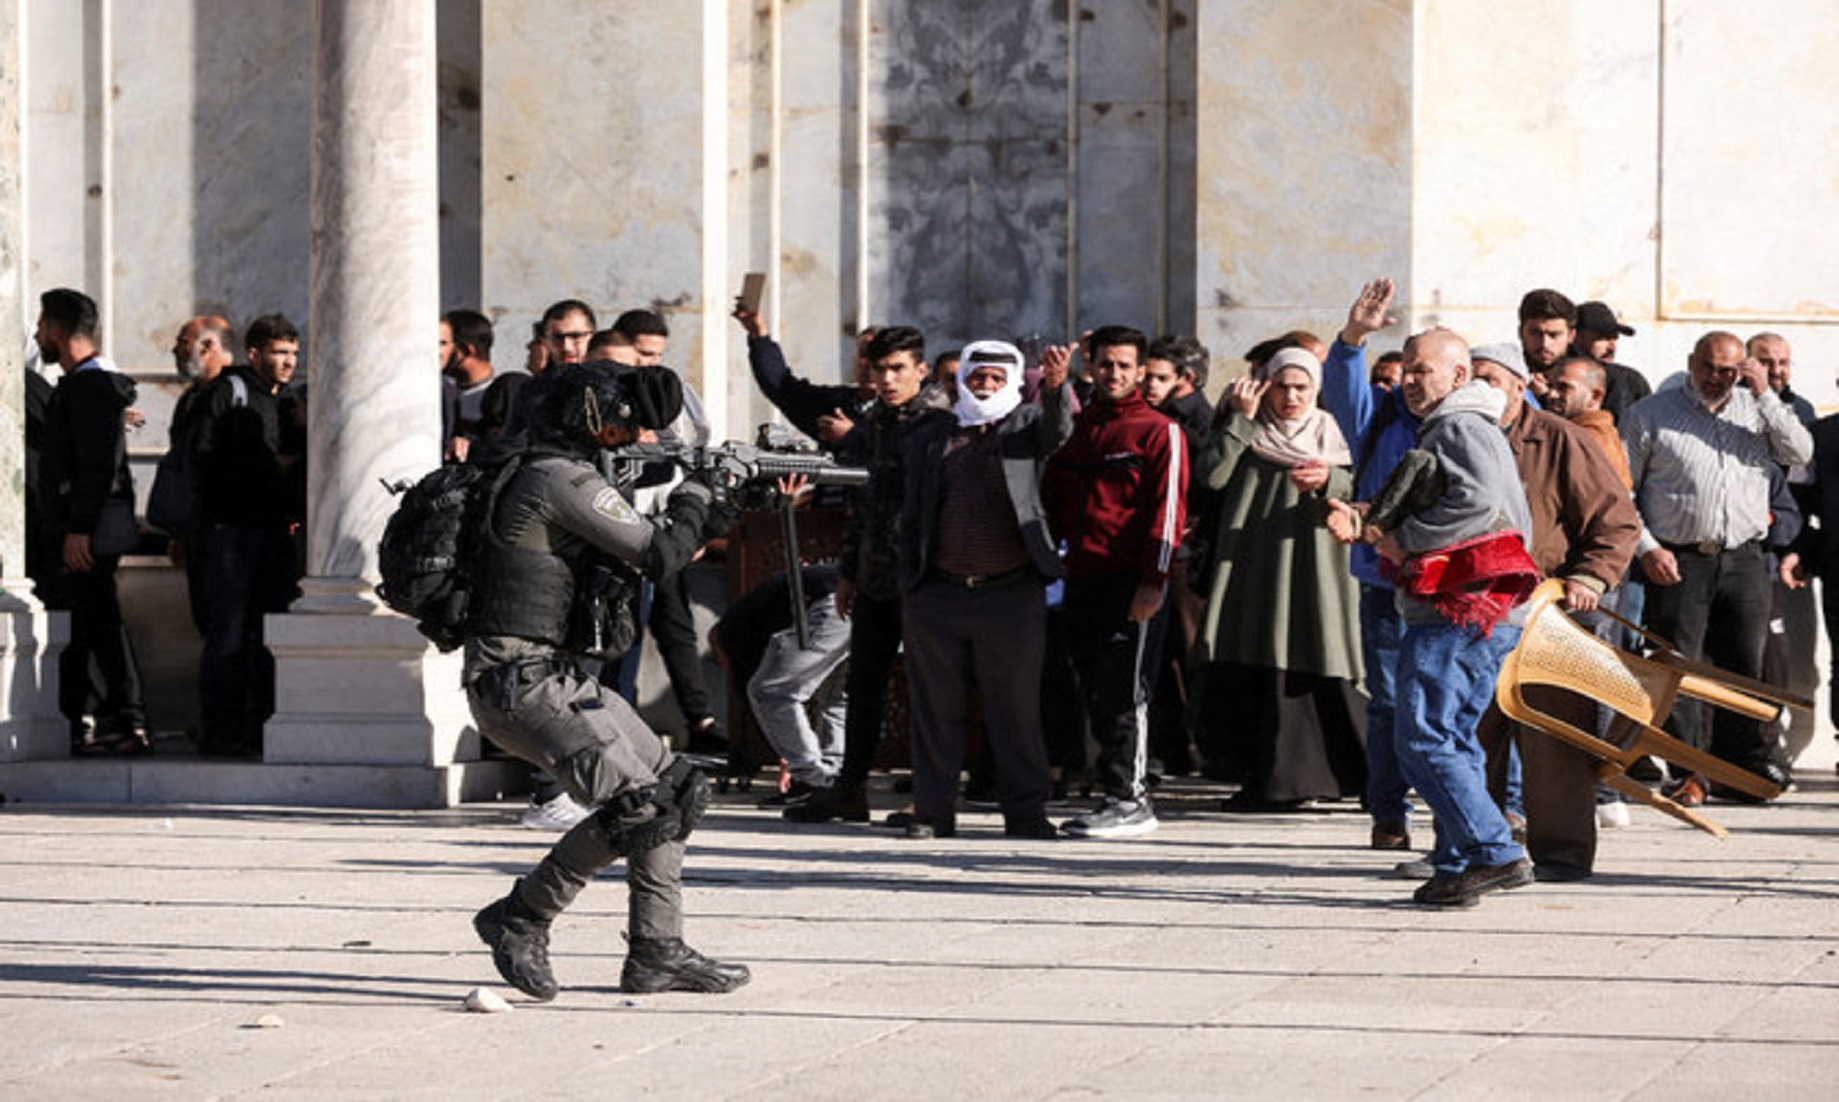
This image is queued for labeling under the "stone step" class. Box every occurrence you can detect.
[0,756,529,809]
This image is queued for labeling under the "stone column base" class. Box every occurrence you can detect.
[265,601,479,805]
[0,596,67,762]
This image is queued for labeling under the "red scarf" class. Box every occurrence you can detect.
[1382,530,1539,636]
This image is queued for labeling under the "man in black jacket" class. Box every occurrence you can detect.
[188,314,306,757]
[785,326,953,823]
[36,288,148,753]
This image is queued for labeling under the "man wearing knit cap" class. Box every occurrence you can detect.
[1468,343,1640,881]
[1325,329,1538,906]
[895,340,1073,839]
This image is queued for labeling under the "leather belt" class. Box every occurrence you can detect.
[1660,538,1757,557]
[934,566,1030,590]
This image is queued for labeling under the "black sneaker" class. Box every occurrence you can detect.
[620,937,751,994]
[473,889,558,1001]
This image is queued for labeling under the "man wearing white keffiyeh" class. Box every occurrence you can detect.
[893,340,1075,839]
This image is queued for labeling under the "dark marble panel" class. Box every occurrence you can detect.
[967,138,1069,345]
[874,0,1066,143]
[1075,102,1162,334]
[869,135,1068,351]
[868,138,972,340]
[1077,0,1163,105]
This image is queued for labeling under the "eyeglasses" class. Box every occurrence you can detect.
[547,330,593,343]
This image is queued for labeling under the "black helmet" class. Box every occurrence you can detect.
[534,364,637,452]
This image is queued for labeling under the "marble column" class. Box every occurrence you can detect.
[0,0,68,761]
[264,0,493,805]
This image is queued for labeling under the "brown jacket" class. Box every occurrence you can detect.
[1568,409,1632,490]
[1504,406,1640,592]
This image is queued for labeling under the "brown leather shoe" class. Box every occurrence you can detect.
[1663,774,1708,808]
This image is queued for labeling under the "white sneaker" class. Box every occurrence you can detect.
[1061,797,1158,839]
[520,792,592,832]
[1596,799,1631,829]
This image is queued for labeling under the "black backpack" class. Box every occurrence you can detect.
[376,456,521,651]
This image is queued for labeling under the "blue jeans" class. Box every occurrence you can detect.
[1359,585,1410,824]
[1395,619,1525,875]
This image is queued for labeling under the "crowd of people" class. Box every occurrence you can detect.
[22,274,1826,931]
[717,278,1820,910]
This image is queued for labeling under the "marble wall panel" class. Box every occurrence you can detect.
[866,137,969,340]
[481,2,705,349]
[1411,0,1656,327]
[867,0,1069,350]
[1078,0,1163,105]
[437,0,484,312]
[1194,0,1411,375]
[1660,0,1839,320]
[767,0,862,396]
[967,138,1068,345]
[1076,100,1162,334]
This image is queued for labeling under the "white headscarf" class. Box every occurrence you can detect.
[953,340,1024,426]
[1248,347,1351,468]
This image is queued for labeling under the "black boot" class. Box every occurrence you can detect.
[620,937,751,994]
[473,884,559,1001]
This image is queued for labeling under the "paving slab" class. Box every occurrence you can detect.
[1,744,1835,1100]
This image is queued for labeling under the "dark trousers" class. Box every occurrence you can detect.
[838,589,903,788]
[1063,574,1164,802]
[648,568,714,727]
[198,523,298,753]
[902,576,1052,827]
[1145,558,1203,773]
[1041,603,1087,775]
[49,554,145,731]
[1478,693,1600,873]
[1644,542,1773,771]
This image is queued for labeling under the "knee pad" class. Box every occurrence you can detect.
[656,756,711,842]
[593,787,681,857]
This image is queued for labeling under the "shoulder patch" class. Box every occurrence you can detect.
[591,485,641,525]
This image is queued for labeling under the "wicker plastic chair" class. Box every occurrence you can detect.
[1494,580,1808,838]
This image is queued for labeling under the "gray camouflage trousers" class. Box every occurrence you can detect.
[468,660,683,939]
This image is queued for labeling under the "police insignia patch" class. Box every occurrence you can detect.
[591,486,640,524]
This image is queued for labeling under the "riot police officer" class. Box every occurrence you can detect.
[467,364,749,1001]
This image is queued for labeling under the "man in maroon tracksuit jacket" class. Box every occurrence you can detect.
[1042,325,1188,838]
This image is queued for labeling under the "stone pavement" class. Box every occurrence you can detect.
[1,746,1835,1100]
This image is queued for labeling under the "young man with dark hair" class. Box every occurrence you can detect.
[442,309,496,458]
[786,325,953,824]
[1043,325,1187,838]
[611,309,670,366]
[187,312,306,757]
[1517,288,1577,381]
[36,287,149,754]
[1140,333,1212,778]
[541,300,597,368]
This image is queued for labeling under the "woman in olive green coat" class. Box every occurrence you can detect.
[1190,347,1367,809]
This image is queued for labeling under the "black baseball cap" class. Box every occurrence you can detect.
[1576,301,1635,337]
